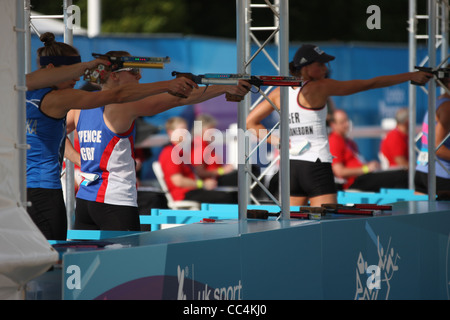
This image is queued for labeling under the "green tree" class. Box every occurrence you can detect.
[99,0,188,34]
[28,0,423,43]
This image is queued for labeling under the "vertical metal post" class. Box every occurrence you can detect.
[64,0,73,45]
[237,0,250,221]
[236,0,289,221]
[408,0,417,190]
[441,0,449,72]
[88,0,101,38]
[278,0,290,220]
[24,0,32,73]
[63,0,75,230]
[427,0,437,199]
[16,0,27,208]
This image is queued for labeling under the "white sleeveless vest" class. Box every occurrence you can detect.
[287,85,332,163]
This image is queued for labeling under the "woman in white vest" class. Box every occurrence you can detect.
[247,44,431,207]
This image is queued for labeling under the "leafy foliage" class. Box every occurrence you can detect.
[29,0,423,42]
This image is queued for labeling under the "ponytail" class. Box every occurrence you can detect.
[37,32,80,67]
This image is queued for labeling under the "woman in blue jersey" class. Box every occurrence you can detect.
[246,44,432,207]
[67,51,250,231]
[26,33,197,240]
[415,76,450,197]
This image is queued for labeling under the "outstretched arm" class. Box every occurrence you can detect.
[314,71,432,97]
[246,87,281,145]
[300,71,432,109]
[41,76,198,119]
[125,80,252,118]
[26,58,108,91]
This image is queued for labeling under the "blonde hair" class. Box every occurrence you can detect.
[195,114,217,128]
[165,117,187,132]
[395,108,409,124]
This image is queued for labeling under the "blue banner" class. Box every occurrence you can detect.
[61,201,450,300]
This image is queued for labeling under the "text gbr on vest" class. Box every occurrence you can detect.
[78,130,102,161]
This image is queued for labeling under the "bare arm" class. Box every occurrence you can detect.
[170,173,198,188]
[26,58,108,91]
[301,71,432,108]
[64,137,81,167]
[170,173,217,190]
[320,71,431,96]
[126,80,251,118]
[193,164,219,179]
[332,162,365,179]
[393,155,409,168]
[332,160,379,179]
[41,77,198,119]
[66,109,79,135]
[64,110,81,166]
[246,87,281,145]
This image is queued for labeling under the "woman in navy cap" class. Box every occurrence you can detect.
[247,44,432,207]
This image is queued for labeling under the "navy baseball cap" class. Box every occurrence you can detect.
[291,44,335,69]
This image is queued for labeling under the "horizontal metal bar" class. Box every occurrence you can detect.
[250,26,278,31]
[250,4,272,8]
[31,15,64,19]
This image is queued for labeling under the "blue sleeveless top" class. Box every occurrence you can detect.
[26,88,66,189]
[76,107,137,207]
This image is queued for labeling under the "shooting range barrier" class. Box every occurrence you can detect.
[29,199,450,300]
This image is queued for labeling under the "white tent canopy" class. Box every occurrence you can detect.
[0,1,58,300]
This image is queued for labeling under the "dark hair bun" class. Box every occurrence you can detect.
[40,32,55,46]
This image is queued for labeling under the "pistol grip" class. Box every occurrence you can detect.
[173,72,194,81]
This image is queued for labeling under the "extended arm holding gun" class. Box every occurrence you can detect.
[84,53,171,84]
[172,71,302,101]
[411,66,450,86]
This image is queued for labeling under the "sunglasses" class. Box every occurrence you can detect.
[114,67,141,75]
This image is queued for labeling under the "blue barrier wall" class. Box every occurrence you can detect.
[31,35,432,177]
[58,201,450,300]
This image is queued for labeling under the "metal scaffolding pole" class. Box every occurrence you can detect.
[63,0,75,230]
[427,0,437,199]
[16,0,27,208]
[278,0,290,220]
[236,0,250,221]
[408,0,417,190]
[236,0,290,221]
[409,0,449,200]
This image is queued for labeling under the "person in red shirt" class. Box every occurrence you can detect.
[191,114,237,186]
[329,109,379,189]
[158,117,237,203]
[328,109,407,191]
[380,108,409,168]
